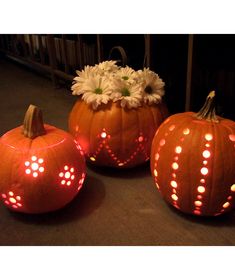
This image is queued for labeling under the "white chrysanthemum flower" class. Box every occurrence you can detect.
[81,76,112,110]
[71,65,97,95]
[96,60,119,73]
[115,66,136,84]
[111,79,142,109]
[137,68,165,104]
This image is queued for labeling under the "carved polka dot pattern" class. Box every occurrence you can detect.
[25,156,44,178]
[59,166,75,186]
[1,191,22,209]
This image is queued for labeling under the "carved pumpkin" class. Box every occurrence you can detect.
[150,91,235,216]
[0,105,86,214]
[69,99,168,168]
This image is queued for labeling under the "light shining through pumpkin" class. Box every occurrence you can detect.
[59,166,75,187]
[2,191,22,209]
[25,156,44,178]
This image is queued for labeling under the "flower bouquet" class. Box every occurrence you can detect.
[69,60,168,168]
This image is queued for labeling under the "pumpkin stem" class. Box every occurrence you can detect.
[22,105,46,139]
[195,91,219,122]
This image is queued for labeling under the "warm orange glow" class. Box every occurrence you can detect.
[201,167,208,175]
[202,150,210,158]
[71,175,75,180]
[227,196,232,200]
[183,128,190,135]
[5,200,9,205]
[197,195,202,199]
[67,181,71,186]
[101,132,107,139]
[205,134,213,141]
[61,180,66,185]
[64,165,69,170]
[154,169,158,177]
[25,169,31,174]
[172,162,179,170]
[200,179,205,183]
[155,153,159,160]
[9,197,16,203]
[172,173,176,178]
[229,134,235,141]
[175,146,182,154]
[70,168,74,172]
[174,156,179,161]
[231,184,235,192]
[223,202,230,208]
[31,163,39,171]
[39,167,44,173]
[203,160,208,165]
[65,172,71,179]
[194,210,201,215]
[138,136,144,142]
[9,191,14,196]
[59,172,63,177]
[170,181,177,188]
[16,196,21,201]
[194,200,202,206]
[160,139,166,146]
[90,157,96,161]
[171,194,178,201]
[25,161,30,166]
[118,163,124,166]
[169,125,175,131]
[38,158,44,164]
[17,203,22,207]
[197,186,205,193]
[1,194,6,198]
[31,156,37,161]
[33,172,38,178]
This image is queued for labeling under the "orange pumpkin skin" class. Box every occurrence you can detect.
[69,99,168,168]
[0,115,86,214]
[150,95,235,216]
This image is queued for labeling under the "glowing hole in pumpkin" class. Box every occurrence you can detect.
[31,163,39,171]
[172,189,176,194]
[205,143,210,147]
[32,156,37,161]
[202,150,211,158]
[172,162,179,170]
[205,134,213,141]
[228,196,232,200]
[230,184,235,192]
[64,165,69,170]
[138,136,144,142]
[25,161,30,166]
[5,200,9,205]
[201,167,208,175]
[197,186,205,193]
[9,197,16,204]
[169,125,175,131]
[197,195,202,199]
[118,163,124,166]
[154,169,158,177]
[38,158,43,164]
[174,156,179,161]
[203,160,208,165]
[171,194,178,201]
[39,167,44,173]
[65,172,71,179]
[229,134,235,141]
[175,146,182,154]
[2,194,6,198]
[25,169,31,174]
[17,203,22,207]
[61,180,66,185]
[101,132,107,139]
[194,200,202,206]
[33,172,38,178]
[16,196,21,201]
[90,157,96,162]
[67,181,71,186]
[155,153,159,160]
[183,128,190,135]
[223,202,230,208]
[9,191,14,196]
[70,167,74,172]
[172,173,176,178]
[12,205,18,209]
[170,181,177,188]
[200,179,205,184]
[59,172,64,177]
[160,139,166,146]
[71,175,75,180]
[194,210,201,215]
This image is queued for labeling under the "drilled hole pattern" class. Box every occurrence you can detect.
[59,166,76,186]
[88,129,149,167]
[25,156,44,178]
[1,191,22,209]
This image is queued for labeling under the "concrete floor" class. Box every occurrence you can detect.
[0,57,235,245]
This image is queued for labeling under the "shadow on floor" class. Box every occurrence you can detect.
[8,174,105,225]
[87,160,151,179]
[168,204,235,227]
